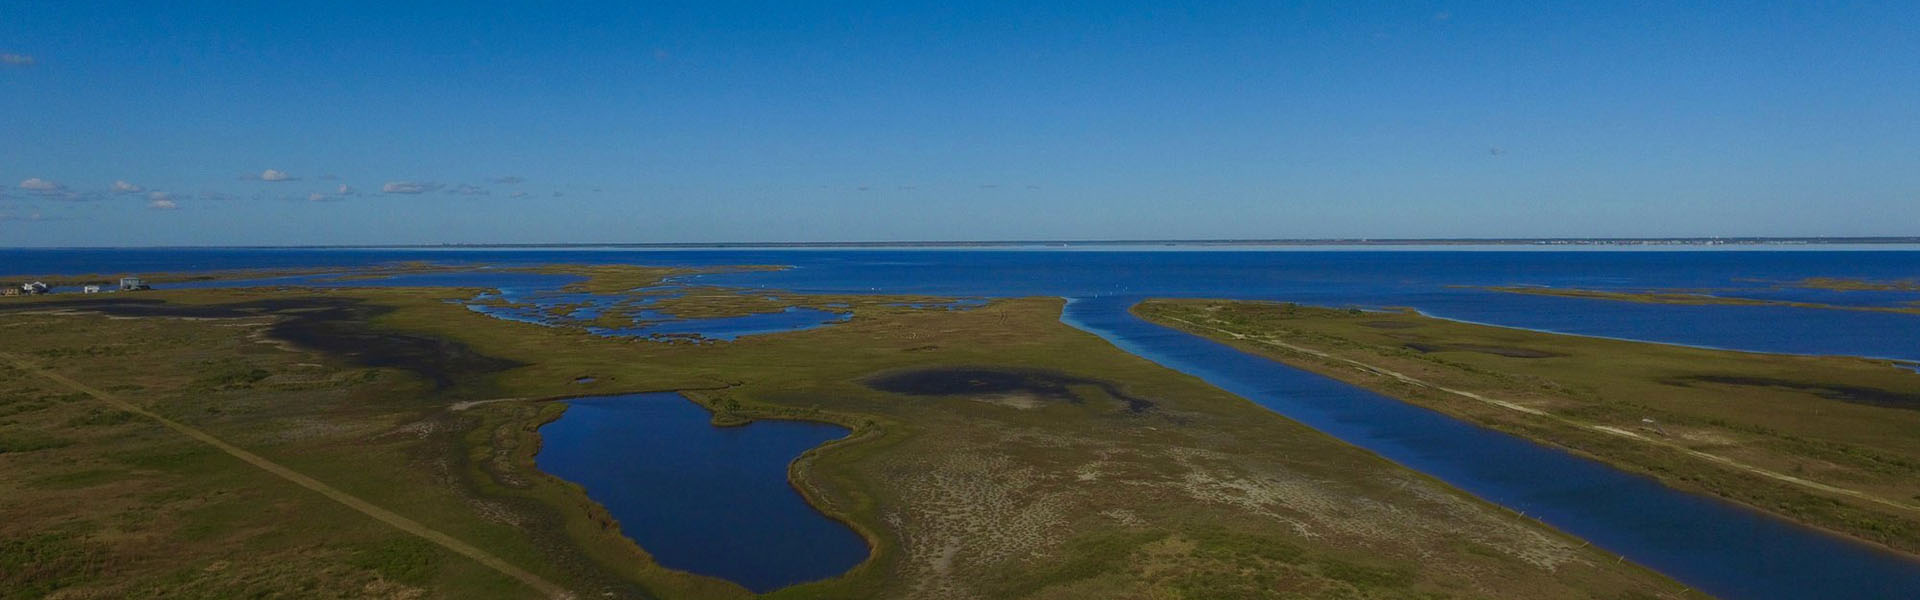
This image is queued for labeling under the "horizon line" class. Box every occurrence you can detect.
[7,236,1920,251]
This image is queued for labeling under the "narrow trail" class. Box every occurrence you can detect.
[0,352,573,600]
[1155,315,1920,518]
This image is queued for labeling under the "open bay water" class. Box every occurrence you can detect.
[7,247,1920,595]
[13,248,1918,358]
[534,393,868,592]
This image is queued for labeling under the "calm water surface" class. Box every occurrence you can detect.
[534,393,868,592]
[1064,297,1920,600]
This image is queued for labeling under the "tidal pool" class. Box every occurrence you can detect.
[534,393,869,592]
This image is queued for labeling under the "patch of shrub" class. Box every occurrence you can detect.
[347,537,441,586]
[0,533,106,598]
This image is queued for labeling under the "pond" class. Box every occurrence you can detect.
[534,393,869,592]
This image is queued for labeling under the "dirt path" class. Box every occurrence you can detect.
[0,352,573,599]
[1155,315,1920,518]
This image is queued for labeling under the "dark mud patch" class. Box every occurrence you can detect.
[0,298,521,393]
[864,367,1154,413]
[1663,375,1920,410]
[1402,342,1564,359]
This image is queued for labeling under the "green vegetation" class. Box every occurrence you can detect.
[0,266,1693,598]
[1787,277,1920,292]
[1485,285,1920,315]
[1137,298,1920,556]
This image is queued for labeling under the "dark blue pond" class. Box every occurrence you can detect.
[534,393,868,592]
[1062,296,1920,600]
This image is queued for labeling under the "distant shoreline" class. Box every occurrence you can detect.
[7,236,1920,251]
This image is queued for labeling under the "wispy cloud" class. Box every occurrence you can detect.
[16,178,83,200]
[19,178,62,191]
[381,181,441,194]
[112,180,143,193]
[447,183,489,196]
[489,176,525,185]
[147,191,178,210]
[337,184,356,196]
[0,211,47,222]
[256,169,296,182]
[0,53,32,66]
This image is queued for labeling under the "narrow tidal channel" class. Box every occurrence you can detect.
[1062,296,1920,600]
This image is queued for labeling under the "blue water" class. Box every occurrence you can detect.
[1063,297,1920,599]
[590,306,851,341]
[8,247,1920,596]
[534,393,869,593]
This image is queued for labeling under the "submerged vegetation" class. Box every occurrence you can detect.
[0,266,1692,598]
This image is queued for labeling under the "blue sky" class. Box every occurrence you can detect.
[2,2,1915,246]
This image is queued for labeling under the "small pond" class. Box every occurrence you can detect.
[534,393,869,592]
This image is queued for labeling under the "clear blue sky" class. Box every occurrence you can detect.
[2,2,1915,246]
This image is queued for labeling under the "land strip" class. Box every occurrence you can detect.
[1485,286,1920,315]
[1137,299,1920,556]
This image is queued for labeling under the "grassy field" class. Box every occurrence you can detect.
[1136,299,1920,557]
[2,267,1692,599]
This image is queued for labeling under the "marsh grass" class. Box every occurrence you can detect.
[0,266,1693,599]
[1139,298,1920,555]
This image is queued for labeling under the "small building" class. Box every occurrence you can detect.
[82,285,102,294]
[22,281,49,295]
[119,277,149,291]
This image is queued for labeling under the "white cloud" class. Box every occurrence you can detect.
[489,176,525,184]
[19,178,61,191]
[337,184,355,195]
[147,192,177,210]
[447,183,489,196]
[112,180,143,193]
[258,169,295,182]
[0,53,32,66]
[381,181,441,194]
